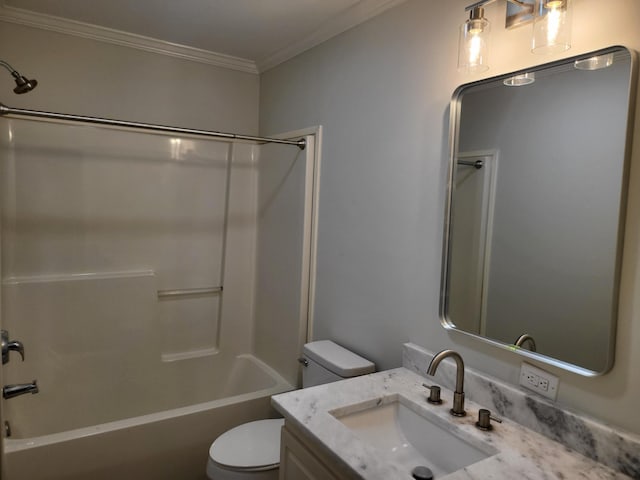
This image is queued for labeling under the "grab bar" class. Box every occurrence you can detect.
[157,286,223,298]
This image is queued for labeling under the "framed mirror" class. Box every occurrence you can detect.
[442,46,637,375]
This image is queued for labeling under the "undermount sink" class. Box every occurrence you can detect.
[331,394,497,478]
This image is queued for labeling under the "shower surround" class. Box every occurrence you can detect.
[0,118,318,479]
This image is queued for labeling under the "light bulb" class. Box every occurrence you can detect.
[532,0,572,54]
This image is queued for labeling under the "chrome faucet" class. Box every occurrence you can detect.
[3,380,39,400]
[427,350,466,417]
[514,333,537,352]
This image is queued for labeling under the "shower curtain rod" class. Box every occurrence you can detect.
[0,102,306,149]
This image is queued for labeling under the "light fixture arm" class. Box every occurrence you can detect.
[465,0,533,14]
[508,0,535,11]
[465,0,495,13]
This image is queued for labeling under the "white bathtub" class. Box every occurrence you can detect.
[3,354,293,480]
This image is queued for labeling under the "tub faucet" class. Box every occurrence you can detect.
[3,380,38,400]
[427,350,466,417]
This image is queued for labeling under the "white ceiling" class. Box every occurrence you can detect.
[1,0,405,71]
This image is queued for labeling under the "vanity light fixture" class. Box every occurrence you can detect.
[457,0,573,73]
[532,0,572,54]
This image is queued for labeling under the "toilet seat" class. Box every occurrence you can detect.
[209,418,285,471]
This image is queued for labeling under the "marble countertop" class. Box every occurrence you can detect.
[272,367,631,480]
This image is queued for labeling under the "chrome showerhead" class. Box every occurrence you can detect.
[0,60,38,94]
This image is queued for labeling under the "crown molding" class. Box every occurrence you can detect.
[0,0,408,75]
[0,5,259,74]
[256,0,409,72]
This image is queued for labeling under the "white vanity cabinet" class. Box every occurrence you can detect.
[279,422,346,480]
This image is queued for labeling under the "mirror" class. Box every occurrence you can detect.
[442,46,637,375]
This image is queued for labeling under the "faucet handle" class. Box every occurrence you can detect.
[1,330,25,364]
[475,408,502,431]
[422,383,442,404]
[7,340,25,362]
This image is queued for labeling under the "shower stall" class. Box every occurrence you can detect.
[0,108,319,479]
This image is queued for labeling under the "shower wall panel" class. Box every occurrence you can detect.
[1,120,229,283]
[0,118,258,434]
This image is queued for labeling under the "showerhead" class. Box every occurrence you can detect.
[0,60,38,94]
[11,72,38,94]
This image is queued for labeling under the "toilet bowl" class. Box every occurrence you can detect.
[206,340,375,479]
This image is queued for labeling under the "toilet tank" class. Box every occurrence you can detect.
[301,340,375,388]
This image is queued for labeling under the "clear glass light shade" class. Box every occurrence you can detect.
[532,0,572,54]
[504,72,536,86]
[458,16,490,73]
[574,53,614,71]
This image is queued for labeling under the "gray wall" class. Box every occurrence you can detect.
[0,22,259,133]
[259,0,640,434]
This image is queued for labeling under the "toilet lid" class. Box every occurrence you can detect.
[210,418,285,469]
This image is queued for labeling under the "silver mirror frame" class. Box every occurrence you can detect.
[441,45,638,376]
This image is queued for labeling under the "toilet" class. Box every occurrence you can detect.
[206,340,375,479]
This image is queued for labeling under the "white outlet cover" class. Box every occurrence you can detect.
[519,363,559,400]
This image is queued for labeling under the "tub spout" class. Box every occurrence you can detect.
[3,380,38,399]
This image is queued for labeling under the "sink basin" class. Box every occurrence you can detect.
[332,395,497,478]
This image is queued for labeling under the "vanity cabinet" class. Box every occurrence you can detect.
[279,421,347,480]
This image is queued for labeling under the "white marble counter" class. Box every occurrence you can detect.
[272,358,636,479]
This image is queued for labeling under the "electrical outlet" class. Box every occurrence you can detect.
[525,372,539,387]
[519,363,558,400]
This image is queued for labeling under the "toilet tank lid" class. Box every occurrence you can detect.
[303,340,375,377]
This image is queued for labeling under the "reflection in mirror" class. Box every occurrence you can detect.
[443,46,636,375]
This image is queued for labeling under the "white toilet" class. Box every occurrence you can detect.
[206,340,375,479]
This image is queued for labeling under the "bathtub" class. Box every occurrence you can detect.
[3,354,294,480]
